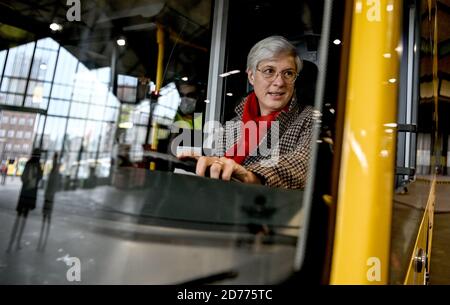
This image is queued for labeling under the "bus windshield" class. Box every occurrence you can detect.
[0,0,343,284]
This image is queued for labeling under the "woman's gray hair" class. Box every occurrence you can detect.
[246,36,302,74]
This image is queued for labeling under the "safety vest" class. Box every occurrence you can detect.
[174,113,203,130]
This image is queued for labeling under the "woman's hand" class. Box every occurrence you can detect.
[177,152,261,184]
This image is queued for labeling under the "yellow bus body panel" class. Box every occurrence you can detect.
[404,179,435,284]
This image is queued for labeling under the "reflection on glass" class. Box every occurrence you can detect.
[0,50,6,78]
[29,47,57,82]
[117,74,138,103]
[42,116,67,151]
[1,78,27,95]
[51,84,73,100]
[0,0,318,285]
[65,118,86,152]
[53,48,78,86]
[5,94,22,106]
[153,82,180,124]
[48,99,70,116]
[69,102,89,118]
[3,42,35,78]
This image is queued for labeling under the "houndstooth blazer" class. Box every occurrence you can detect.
[214,93,314,189]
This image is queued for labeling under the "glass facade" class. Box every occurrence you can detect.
[0,38,121,181]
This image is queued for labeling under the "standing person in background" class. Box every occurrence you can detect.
[6,149,43,252]
[37,152,60,251]
[0,160,7,185]
[168,79,205,156]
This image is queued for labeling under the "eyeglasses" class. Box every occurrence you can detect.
[256,67,298,83]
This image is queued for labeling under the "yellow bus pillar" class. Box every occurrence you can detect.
[149,24,165,170]
[330,0,402,284]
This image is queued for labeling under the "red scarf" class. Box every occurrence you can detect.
[225,92,288,164]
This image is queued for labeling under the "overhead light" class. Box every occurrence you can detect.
[388,78,397,83]
[386,4,394,12]
[40,63,47,70]
[384,123,397,128]
[226,93,233,97]
[219,70,240,78]
[32,86,43,104]
[383,53,391,58]
[333,39,341,45]
[355,1,363,13]
[123,23,157,32]
[49,23,62,31]
[119,122,133,129]
[204,99,210,104]
[116,38,126,46]
[181,77,189,81]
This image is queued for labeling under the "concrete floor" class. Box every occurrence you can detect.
[392,177,450,284]
[430,213,450,284]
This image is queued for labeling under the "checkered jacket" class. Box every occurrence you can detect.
[214,94,314,189]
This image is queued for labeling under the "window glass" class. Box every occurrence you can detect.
[104,107,118,122]
[22,144,29,153]
[50,84,73,100]
[5,94,23,106]
[37,37,60,51]
[30,44,58,81]
[53,48,78,85]
[24,95,48,110]
[84,120,102,152]
[0,0,348,285]
[3,42,35,78]
[87,105,105,120]
[0,50,6,79]
[48,99,70,116]
[27,81,52,98]
[1,77,27,95]
[42,116,68,152]
[99,122,116,153]
[61,119,84,160]
[69,102,89,118]
[117,74,138,103]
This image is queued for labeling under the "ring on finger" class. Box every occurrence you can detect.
[212,160,224,166]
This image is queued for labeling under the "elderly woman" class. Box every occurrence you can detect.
[181,36,314,189]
